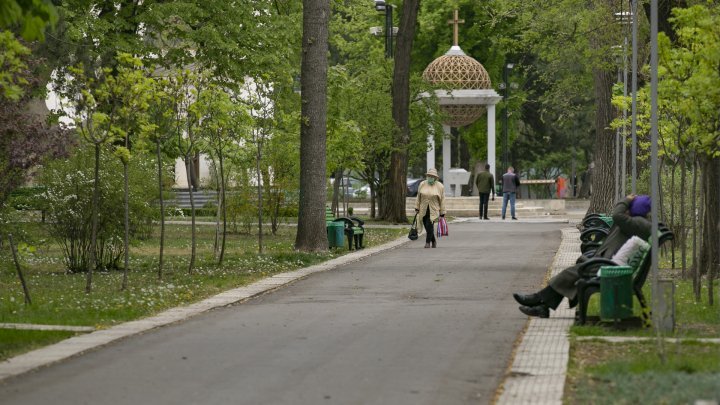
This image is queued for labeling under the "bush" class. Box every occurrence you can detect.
[40,146,157,273]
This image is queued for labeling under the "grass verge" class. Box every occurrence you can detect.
[565,340,720,404]
[0,329,80,361]
[1,222,407,359]
[570,278,720,338]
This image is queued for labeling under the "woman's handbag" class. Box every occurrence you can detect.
[408,213,419,240]
[437,216,449,237]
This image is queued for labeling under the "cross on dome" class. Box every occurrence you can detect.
[447,10,465,47]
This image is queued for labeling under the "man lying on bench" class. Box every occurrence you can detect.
[512,194,652,318]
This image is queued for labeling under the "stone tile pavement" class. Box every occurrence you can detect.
[498,228,580,405]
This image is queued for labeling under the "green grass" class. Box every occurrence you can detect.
[570,278,720,338]
[1,222,406,357]
[0,329,80,361]
[565,341,720,404]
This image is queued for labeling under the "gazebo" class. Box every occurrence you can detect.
[422,10,502,196]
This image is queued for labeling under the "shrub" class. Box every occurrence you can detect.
[40,146,157,273]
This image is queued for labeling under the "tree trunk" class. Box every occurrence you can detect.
[185,156,196,274]
[699,155,720,305]
[680,155,687,278]
[332,168,341,216]
[295,0,330,252]
[256,144,264,255]
[86,143,101,293]
[587,66,616,214]
[669,160,676,269]
[380,0,420,223]
[218,154,227,266]
[692,157,700,301]
[121,160,130,290]
[156,140,165,281]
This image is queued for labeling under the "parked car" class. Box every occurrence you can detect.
[406,178,423,197]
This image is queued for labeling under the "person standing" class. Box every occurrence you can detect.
[475,164,495,220]
[501,166,520,220]
[414,168,446,248]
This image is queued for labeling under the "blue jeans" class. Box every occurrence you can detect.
[502,192,516,219]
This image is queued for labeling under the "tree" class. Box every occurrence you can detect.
[295,0,330,252]
[381,0,421,223]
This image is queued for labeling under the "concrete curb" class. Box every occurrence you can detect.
[498,227,580,405]
[0,235,413,382]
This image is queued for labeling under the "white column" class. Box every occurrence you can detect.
[487,104,496,181]
[442,124,452,196]
[426,130,435,172]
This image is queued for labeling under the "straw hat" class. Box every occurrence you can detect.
[425,168,439,178]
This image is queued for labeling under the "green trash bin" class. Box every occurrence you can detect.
[327,221,345,248]
[600,266,634,321]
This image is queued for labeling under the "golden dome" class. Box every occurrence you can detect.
[422,47,492,90]
[440,105,486,127]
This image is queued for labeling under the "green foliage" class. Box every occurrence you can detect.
[40,146,157,273]
[0,30,30,100]
[0,0,56,41]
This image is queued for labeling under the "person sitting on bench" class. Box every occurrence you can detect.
[513,194,653,318]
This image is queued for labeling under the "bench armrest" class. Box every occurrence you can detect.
[576,258,619,278]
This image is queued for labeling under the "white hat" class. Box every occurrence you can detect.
[425,168,439,178]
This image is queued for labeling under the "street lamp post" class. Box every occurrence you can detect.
[374,1,393,58]
[502,63,514,172]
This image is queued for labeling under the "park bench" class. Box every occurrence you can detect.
[581,213,613,230]
[325,207,365,250]
[574,226,674,326]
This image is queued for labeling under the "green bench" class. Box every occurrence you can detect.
[574,226,674,326]
[325,207,365,250]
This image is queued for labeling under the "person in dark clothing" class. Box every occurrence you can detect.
[475,164,495,220]
[501,167,520,220]
[513,195,653,318]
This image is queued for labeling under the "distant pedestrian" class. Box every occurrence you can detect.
[556,176,567,199]
[475,164,495,220]
[414,168,446,248]
[501,166,520,220]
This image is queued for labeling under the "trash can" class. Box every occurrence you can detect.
[600,266,634,321]
[327,221,345,248]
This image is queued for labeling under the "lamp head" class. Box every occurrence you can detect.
[375,0,386,12]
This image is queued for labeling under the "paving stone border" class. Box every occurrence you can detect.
[0,235,412,382]
[498,228,580,405]
[0,323,95,333]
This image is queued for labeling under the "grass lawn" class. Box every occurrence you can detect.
[1,221,407,359]
[571,278,720,338]
[0,329,79,361]
[565,340,720,404]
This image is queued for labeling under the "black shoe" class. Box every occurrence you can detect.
[512,217,518,220]
[513,292,542,306]
[519,305,549,318]
[483,217,490,220]
[502,216,506,220]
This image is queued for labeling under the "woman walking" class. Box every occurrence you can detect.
[414,168,446,248]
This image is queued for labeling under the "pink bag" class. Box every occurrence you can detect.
[437,217,449,237]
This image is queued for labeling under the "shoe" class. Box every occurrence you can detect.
[483,217,489,220]
[512,217,518,220]
[502,216,506,220]
[513,292,542,306]
[424,243,431,248]
[431,240,437,248]
[519,305,549,318]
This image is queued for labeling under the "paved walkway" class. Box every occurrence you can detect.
[498,228,580,404]
[0,221,563,404]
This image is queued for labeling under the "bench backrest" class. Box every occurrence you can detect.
[631,228,674,292]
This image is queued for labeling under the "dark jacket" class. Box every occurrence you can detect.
[501,172,520,193]
[550,197,652,299]
[593,198,652,259]
[475,171,495,194]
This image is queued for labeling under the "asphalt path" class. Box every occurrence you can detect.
[0,222,562,405]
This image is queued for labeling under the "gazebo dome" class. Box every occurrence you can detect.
[422,46,492,90]
[423,46,491,126]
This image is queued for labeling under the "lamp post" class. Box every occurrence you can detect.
[374,1,393,58]
[502,63,514,172]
